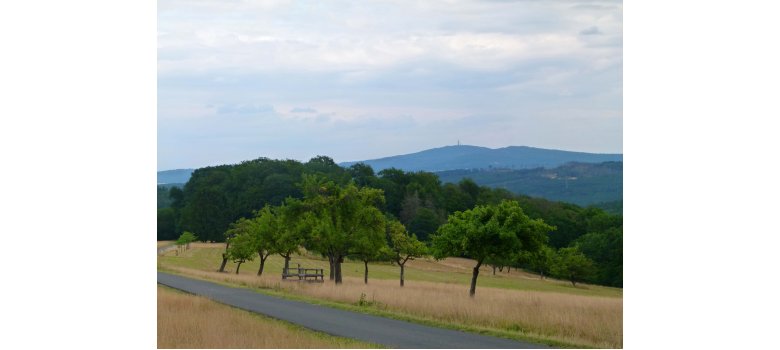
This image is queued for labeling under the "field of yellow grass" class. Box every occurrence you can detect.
[158,243,623,348]
[161,243,622,298]
[157,286,377,348]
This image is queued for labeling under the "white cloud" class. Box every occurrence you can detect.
[157,0,623,169]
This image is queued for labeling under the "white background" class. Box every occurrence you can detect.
[1,1,779,349]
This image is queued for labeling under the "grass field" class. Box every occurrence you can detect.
[158,243,623,348]
[158,286,379,348]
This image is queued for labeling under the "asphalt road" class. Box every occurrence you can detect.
[157,272,549,349]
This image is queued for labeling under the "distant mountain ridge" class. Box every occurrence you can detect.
[436,161,622,207]
[339,145,622,172]
[158,169,194,184]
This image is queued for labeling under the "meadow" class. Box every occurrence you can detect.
[158,285,378,348]
[159,243,623,348]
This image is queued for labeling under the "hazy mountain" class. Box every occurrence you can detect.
[157,169,194,184]
[436,161,622,207]
[340,145,622,172]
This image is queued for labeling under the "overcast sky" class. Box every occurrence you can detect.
[158,0,622,170]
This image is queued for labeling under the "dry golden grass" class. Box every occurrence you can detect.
[164,266,622,348]
[157,241,174,248]
[162,243,622,298]
[157,286,376,348]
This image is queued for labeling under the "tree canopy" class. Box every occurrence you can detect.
[386,219,427,287]
[431,200,553,296]
[299,175,386,284]
[554,246,596,286]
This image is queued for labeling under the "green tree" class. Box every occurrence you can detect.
[262,203,306,275]
[225,215,274,276]
[386,219,427,287]
[523,245,556,279]
[157,208,177,241]
[487,254,515,275]
[554,246,596,286]
[574,227,622,286]
[180,185,232,242]
[300,175,385,284]
[176,231,198,250]
[431,200,553,297]
[347,162,376,187]
[352,218,390,284]
[225,231,256,274]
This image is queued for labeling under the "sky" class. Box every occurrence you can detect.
[158,0,623,171]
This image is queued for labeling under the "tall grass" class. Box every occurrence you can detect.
[160,243,623,298]
[157,286,377,348]
[164,266,622,348]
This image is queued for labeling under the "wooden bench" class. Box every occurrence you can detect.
[282,264,324,282]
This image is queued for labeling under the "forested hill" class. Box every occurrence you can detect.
[339,145,622,172]
[158,155,623,287]
[436,161,622,207]
[158,169,194,184]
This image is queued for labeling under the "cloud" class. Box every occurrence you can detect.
[157,0,623,170]
[580,26,602,35]
[290,107,317,113]
[216,104,275,115]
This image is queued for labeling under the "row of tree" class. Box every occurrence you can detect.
[215,175,428,286]
[205,179,599,297]
[158,155,622,287]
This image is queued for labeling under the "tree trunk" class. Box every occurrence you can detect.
[492,265,496,275]
[235,261,242,274]
[218,242,230,272]
[283,254,291,273]
[498,266,504,272]
[257,254,267,276]
[470,260,483,297]
[328,255,335,280]
[400,263,405,287]
[364,260,369,284]
[335,255,343,284]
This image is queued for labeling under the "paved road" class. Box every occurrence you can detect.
[158,272,549,349]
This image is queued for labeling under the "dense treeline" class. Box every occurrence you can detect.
[157,156,622,287]
[436,161,623,207]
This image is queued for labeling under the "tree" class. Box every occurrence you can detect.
[386,219,427,287]
[300,175,385,284]
[523,245,556,279]
[218,233,232,273]
[431,200,553,297]
[487,254,515,275]
[347,162,376,187]
[262,203,306,275]
[554,246,596,286]
[352,219,390,284]
[225,215,274,276]
[225,231,256,274]
[157,208,177,241]
[176,231,198,250]
[574,227,623,287]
